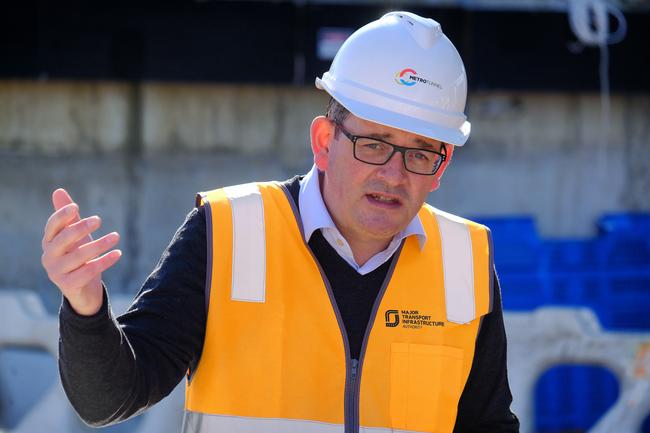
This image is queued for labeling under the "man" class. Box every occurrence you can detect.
[42,11,519,433]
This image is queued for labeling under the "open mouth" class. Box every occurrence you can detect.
[367,193,402,206]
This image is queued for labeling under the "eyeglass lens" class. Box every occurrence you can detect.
[353,138,443,175]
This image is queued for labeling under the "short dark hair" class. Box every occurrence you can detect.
[325,98,350,135]
[325,98,350,137]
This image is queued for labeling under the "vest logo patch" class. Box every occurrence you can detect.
[385,310,400,327]
[384,309,445,329]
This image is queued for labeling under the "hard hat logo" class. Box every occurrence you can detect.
[394,68,442,90]
[394,68,417,86]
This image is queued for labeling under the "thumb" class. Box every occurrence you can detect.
[52,188,74,212]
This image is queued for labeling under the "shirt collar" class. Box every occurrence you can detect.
[298,165,426,249]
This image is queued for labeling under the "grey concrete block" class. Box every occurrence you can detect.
[0,81,129,154]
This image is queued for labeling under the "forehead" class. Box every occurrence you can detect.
[345,115,443,150]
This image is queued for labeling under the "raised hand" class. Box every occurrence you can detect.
[41,188,122,315]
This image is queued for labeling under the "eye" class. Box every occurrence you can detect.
[361,141,388,151]
[409,151,431,161]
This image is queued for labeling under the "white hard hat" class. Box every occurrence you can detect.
[316,11,471,146]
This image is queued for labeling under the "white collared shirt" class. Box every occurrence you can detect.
[298,165,426,275]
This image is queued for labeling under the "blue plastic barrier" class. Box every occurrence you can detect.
[598,213,650,235]
[536,365,619,433]
[476,213,650,433]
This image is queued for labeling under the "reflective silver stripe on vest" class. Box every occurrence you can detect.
[434,209,476,324]
[182,411,344,433]
[223,183,266,303]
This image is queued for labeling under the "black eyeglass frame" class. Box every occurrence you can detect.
[333,122,447,176]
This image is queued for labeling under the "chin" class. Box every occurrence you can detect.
[354,213,410,239]
[362,224,406,240]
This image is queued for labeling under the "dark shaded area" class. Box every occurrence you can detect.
[466,10,649,92]
[0,0,648,90]
[643,413,650,433]
[0,0,295,83]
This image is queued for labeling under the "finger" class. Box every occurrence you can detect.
[60,250,122,292]
[52,188,75,212]
[46,216,101,257]
[43,203,80,244]
[45,188,82,245]
[68,232,93,252]
[57,232,120,275]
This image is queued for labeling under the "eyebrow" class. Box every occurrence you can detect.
[365,132,440,151]
[413,138,438,150]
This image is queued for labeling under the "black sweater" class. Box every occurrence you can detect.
[58,177,519,432]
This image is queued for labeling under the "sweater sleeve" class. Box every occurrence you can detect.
[453,269,520,433]
[58,207,207,426]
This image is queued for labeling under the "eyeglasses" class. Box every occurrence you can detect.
[334,122,447,176]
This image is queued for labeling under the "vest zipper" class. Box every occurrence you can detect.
[349,242,406,433]
[281,184,406,433]
[322,242,405,433]
[299,235,355,433]
[345,358,359,433]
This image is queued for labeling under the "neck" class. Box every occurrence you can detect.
[344,235,393,267]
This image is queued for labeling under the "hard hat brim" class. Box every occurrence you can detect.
[317,76,470,146]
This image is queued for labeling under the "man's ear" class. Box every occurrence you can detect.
[430,144,454,192]
[310,116,334,171]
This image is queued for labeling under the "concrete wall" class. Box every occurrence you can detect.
[0,80,648,299]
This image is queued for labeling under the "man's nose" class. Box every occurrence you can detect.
[377,150,408,182]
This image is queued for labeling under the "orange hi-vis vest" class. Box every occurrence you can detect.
[184,181,493,433]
